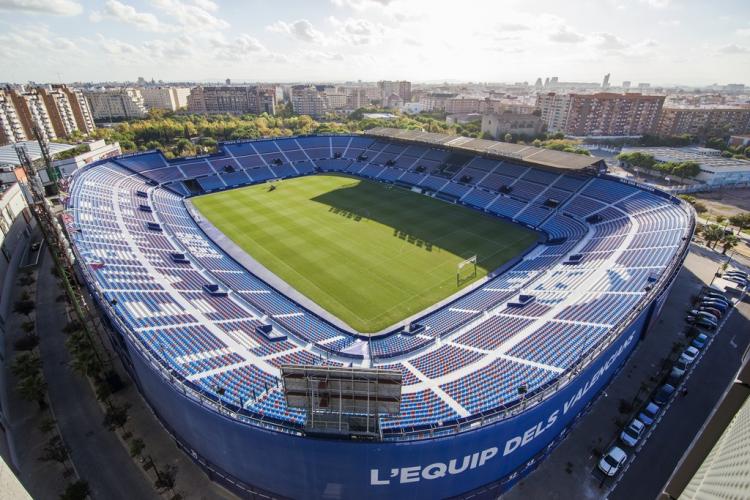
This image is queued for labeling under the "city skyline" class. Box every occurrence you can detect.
[1,0,749,86]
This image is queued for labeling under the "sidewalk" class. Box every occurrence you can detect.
[2,265,68,500]
[35,250,158,500]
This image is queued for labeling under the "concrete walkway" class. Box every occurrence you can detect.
[35,250,158,500]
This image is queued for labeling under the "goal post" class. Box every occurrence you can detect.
[457,255,477,286]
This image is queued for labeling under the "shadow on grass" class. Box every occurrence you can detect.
[309,176,538,270]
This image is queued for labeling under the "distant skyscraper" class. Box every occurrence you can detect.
[534,78,543,89]
[544,77,550,87]
[622,81,631,89]
[602,73,611,89]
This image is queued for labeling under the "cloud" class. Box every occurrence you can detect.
[330,0,395,8]
[96,33,142,56]
[329,16,386,45]
[549,26,585,43]
[302,50,344,62]
[268,19,326,44]
[90,0,164,32]
[209,33,267,60]
[151,0,228,31]
[0,0,81,15]
[639,0,670,7]
[737,27,750,37]
[497,22,529,32]
[658,19,680,26]
[718,43,750,54]
[594,32,628,51]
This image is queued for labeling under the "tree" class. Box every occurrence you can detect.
[729,213,750,234]
[103,403,130,431]
[702,224,725,249]
[11,351,42,379]
[693,201,707,214]
[154,464,178,492]
[60,480,90,500]
[504,133,513,143]
[13,299,35,318]
[720,234,740,255]
[18,372,47,409]
[129,437,145,458]
[39,435,68,466]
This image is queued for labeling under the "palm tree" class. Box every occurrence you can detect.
[721,234,741,255]
[702,224,725,249]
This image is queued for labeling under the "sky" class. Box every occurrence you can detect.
[1,0,749,86]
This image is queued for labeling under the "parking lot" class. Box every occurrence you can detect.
[503,246,750,500]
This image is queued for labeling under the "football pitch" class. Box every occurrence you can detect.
[192,174,538,332]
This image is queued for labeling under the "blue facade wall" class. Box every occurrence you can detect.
[122,302,652,499]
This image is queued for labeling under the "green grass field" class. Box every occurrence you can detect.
[192,174,537,332]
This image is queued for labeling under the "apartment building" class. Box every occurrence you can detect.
[377,80,412,104]
[536,92,665,137]
[140,87,191,111]
[0,85,95,146]
[657,106,750,136]
[84,88,148,121]
[187,86,276,115]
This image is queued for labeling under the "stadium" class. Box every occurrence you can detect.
[64,127,694,499]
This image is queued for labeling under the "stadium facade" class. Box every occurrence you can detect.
[64,129,693,499]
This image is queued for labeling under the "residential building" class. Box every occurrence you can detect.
[187,85,275,115]
[445,97,485,114]
[291,86,328,117]
[0,86,94,146]
[481,112,544,139]
[418,92,457,112]
[51,85,96,135]
[657,106,750,137]
[536,92,665,137]
[140,87,191,111]
[84,89,147,121]
[377,80,411,104]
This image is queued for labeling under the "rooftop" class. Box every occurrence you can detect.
[0,141,75,168]
[365,127,604,171]
[621,146,750,172]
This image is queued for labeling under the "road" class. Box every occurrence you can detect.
[608,292,750,499]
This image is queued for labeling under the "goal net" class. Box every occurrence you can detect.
[457,255,477,286]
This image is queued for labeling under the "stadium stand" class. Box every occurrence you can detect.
[65,133,694,499]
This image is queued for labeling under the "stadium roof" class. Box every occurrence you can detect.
[0,141,75,167]
[365,128,605,172]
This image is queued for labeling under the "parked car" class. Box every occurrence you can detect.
[654,384,676,405]
[667,370,682,387]
[680,346,700,364]
[701,297,730,309]
[638,402,661,426]
[620,419,646,447]
[724,276,748,287]
[698,301,728,314]
[686,316,718,330]
[703,291,727,301]
[691,333,709,350]
[697,306,723,319]
[725,270,748,279]
[689,310,720,323]
[599,446,628,476]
